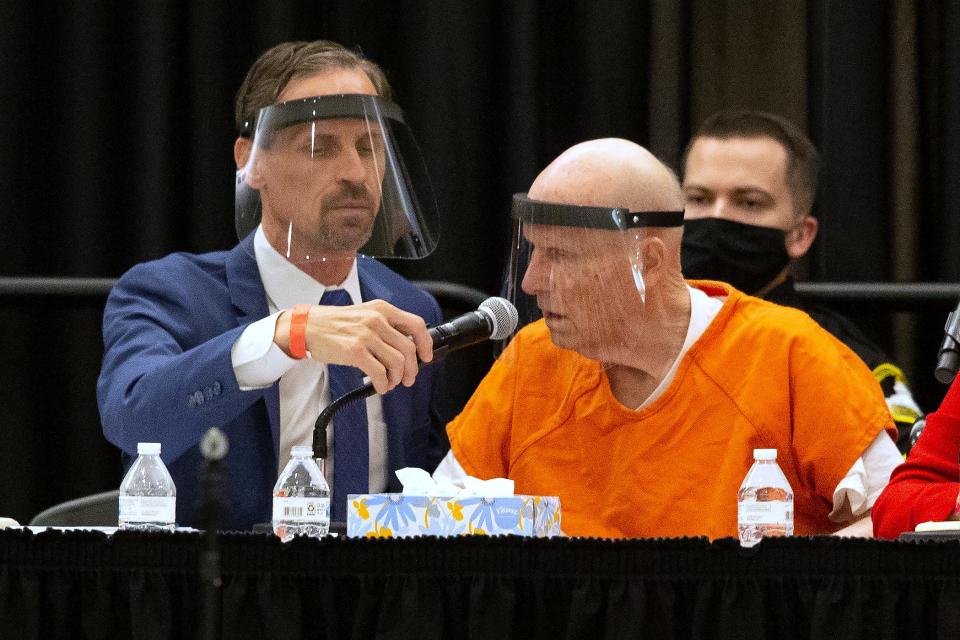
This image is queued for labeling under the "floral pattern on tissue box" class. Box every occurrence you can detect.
[346,494,562,538]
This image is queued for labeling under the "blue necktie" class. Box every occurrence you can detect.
[319,288,369,522]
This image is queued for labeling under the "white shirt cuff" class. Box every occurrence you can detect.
[231,312,298,390]
[829,429,902,522]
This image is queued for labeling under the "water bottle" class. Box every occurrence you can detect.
[118,442,177,531]
[272,445,330,541]
[737,448,793,547]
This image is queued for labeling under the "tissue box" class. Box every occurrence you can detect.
[346,494,561,538]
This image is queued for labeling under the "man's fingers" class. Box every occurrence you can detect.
[353,350,390,394]
[375,326,421,387]
[365,339,406,389]
[379,306,433,363]
[300,301,433,392]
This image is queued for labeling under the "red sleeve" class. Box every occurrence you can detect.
[873,377,960,539]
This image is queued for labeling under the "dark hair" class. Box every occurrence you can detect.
[234,40,392,135]
[684,110,819,216]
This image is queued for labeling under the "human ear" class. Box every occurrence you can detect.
[628,235,666,292]
[786,215,819,259]
[234,137,251,169]
[234,137,265,189]
[641,236,666,276]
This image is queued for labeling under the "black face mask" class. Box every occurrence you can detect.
[681,218,790,295]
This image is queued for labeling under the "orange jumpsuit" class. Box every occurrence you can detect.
[447,282,896,539]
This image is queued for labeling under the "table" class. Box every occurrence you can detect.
[1,529,958,639]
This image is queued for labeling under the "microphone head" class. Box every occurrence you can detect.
[935,341,960,385]
[908,418,926,450]
[200,427,229,462]
[479,297,519,340]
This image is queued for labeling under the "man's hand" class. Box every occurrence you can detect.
[274,300,433,394]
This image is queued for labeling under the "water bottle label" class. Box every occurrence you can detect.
[738,501,790,525]
[272,497,330,523]
[119,496,176,523]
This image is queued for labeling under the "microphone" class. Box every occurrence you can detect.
[311,297,519,458]
[198,428,229,529]
[428,296,519,360]
[198,427,228,640]
[908,418,926,451]
[935,299,960,384]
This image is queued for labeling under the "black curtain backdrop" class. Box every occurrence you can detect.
[3,532,960,640]
[0,0,958,525]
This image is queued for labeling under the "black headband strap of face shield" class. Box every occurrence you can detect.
[240,94,406,138]
[511,193,684,230]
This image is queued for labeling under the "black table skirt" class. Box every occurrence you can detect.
[1,529,958,639]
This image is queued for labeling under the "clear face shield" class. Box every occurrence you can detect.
[235,94,439,267]
[504,193,685,368]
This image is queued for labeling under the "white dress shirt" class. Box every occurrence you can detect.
[230,226,389,493]
[434,285,902,523]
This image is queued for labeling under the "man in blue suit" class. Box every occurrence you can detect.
[98,41,447,530]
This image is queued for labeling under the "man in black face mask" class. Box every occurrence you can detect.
[681,109,921,453]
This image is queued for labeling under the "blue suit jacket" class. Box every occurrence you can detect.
[97,236,446,530]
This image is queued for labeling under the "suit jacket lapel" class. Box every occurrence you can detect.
[226,234,268,324]
[226,234,281,464]
[357,258,396,305]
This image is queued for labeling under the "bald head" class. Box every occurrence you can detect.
[529,138,684,214]
[519,140,690,367]
[521,138,687,333]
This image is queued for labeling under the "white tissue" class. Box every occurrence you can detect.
[396,467,514,498]
[396,467,439,495]
[460,475,514,497]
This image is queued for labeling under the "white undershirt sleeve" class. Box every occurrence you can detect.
[432,450,470,485]
[231,311,299,390]
[829,430,902,522]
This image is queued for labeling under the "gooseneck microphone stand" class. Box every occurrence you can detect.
[312,382,375,534]
[198,427,229,640]
[310,336,461,467]
[312,382,376,458]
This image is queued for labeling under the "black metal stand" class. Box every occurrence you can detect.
[311,381,376,459]
[311,384,375,536]
[198,428,228,640]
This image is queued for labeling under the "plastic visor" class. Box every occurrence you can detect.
[503,193,684,368]
[236,94,439,263]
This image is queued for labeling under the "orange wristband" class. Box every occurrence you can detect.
[288,304,311,359]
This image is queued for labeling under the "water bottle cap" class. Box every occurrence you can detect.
[290,445,314,458]
[753,448,777,460]
[137,442,161,455]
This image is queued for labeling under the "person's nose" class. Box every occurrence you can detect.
[521,249,550,295]
[335,147,367,184]
[707,196,730,219]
